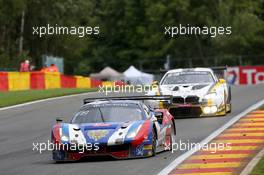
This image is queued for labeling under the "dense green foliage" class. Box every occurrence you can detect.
[0,0,263,74]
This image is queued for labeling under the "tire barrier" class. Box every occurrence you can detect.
[60,75,76,88]
[8,72,30,91]
[0,72,8,91]
[30,72,45,89]
[75,76,91,88]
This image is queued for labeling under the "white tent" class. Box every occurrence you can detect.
[123,66,154,85]
[90,66,124,81]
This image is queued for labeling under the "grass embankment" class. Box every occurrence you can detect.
[250,156,264,175]
[0,88,96,108]
[250,106,264,175]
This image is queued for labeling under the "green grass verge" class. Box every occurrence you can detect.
[250,155,264,175]
[0,88,96,108]
[250,106,264,175]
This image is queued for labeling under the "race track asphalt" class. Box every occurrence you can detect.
[0,84,264,175]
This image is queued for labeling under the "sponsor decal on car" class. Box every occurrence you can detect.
[87,130,109,141]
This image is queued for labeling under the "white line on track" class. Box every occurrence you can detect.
[0,91,97,112]
[158,98,264,175]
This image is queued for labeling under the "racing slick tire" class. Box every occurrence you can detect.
[166,121,176,151]
[227,103,232,113]
[170,120,176,150]
[227,86,232,113]
[222,92,228,116]
[151,128,157,156]
[169,129,176,151]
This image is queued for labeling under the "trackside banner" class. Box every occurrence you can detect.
[227,66,264,85]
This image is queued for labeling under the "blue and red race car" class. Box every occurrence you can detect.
[51,95,176,161]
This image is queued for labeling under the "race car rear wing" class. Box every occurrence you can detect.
[210,66,227,70]
[210,66,227,79]
[83,95,172,105]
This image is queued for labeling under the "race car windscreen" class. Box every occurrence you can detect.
[161,71,215,85]
[71,104,144,123]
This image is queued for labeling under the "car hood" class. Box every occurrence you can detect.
[56,120,146,145]
[159,83,214,98]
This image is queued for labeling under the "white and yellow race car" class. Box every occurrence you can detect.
[149,67,231,117]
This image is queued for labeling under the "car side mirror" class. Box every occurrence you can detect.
[56,118,63,123]
[155,111,163,124]
[219,79,226,84]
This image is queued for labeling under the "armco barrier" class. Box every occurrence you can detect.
[8,72,30,91]
[0,71,120,91]
[0,72,8,91]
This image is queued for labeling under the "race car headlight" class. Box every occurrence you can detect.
[204,92,217,99]
[61,135,69,142]
[127,124,142,138]
[203,107,211,114]
[211,106,218,113]
[203,106,218,114]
